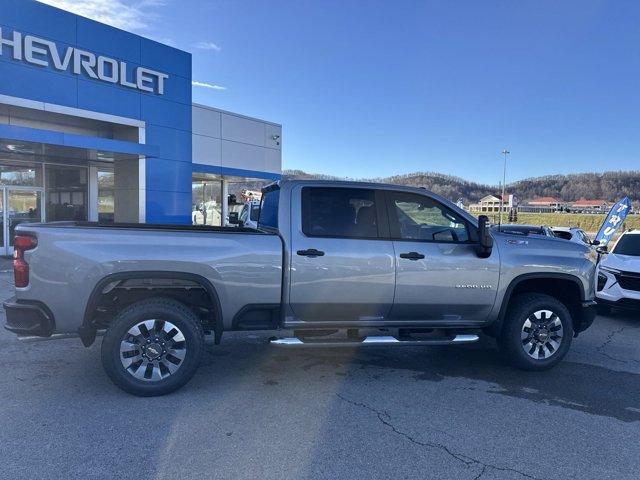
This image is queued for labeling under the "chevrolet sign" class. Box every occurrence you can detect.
[0,28,169,95]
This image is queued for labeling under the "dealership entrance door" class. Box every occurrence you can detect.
[1,187,44,256]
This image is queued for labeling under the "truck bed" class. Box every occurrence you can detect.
[13,222,284,333]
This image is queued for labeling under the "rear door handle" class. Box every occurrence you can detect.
[297,248,325,258]
[399,251,425,260]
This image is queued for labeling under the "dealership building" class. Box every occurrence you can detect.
[0,0,282,254]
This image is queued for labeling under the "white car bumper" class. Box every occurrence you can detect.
[596,268,640,310]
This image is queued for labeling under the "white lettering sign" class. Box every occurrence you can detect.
[0,28,169,95]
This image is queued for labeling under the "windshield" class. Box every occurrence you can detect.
[613,234,640,256]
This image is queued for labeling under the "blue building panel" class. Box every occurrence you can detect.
[0,124,157,157]
[0,61,78,106]
[160,73,193,105]
[146,158,193,194]
[2,0,77,45]
[76,17,141,64]
[193,163,282,181]
[145,190,192,225]
[141,96,192,131]
[140,38,192,78]
[145,125,192,163]
[77,79,142,119]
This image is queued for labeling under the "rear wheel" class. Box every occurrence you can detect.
[498,293,573,370]
[101,298,205,396]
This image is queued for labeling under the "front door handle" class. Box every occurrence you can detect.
[297,248,325,258]
[399,251,425,260]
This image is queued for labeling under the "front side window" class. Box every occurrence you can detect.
[302,187,378,238]
[388,192,469,243]
[613,234,640,256]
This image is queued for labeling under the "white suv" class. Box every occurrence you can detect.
[596,229,640,313]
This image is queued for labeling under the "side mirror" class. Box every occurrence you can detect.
[228,212,239,225]
[596,245,608,255]
[476,215,493,258]
[591,239,600,246]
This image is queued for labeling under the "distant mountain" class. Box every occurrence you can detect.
[281,169,640,204]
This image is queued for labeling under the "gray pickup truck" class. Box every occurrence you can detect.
[4,180,597,396]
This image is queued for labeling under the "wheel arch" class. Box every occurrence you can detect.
[80,271,223,347]
[491,272,586,336]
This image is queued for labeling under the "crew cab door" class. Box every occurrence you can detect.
[288,186,395,323]
[385,190,500,323]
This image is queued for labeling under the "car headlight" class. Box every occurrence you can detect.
[600,266,621,275]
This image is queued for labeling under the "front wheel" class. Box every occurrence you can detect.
[101,298,205,396]
[498,293,573,371]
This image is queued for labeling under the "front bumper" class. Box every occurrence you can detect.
[3,297,54,337]
[597,268,640,310]
[575,300,597,334]
[597,297,640,311]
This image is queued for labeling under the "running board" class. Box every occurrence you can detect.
[270,334,479,348]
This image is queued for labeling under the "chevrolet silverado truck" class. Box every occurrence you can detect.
[4,180,597,396]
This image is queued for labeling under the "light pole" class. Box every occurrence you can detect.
[499,149,510,225]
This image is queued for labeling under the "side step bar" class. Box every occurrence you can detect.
[271,334,479,348]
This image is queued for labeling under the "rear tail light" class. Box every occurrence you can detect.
[13,235,37,288]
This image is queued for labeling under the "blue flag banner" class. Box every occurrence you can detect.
[595,197,632,246]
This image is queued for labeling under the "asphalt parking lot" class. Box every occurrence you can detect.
[0,270,639,480]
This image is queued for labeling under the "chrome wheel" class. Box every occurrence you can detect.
[119,319,186,381]
[520,309,564,360]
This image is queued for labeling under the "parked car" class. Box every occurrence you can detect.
[4,180,597,396]
[551,227,594,246]
[596,229,640,314]
[493,224,555,238]
[192,200,222,226]
[232,199,261,229]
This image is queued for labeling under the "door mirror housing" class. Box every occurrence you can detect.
[596,245,608,255]
[476,215,493,258]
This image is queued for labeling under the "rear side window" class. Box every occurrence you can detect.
[613,234,640,256]
[302,187,379,238]
[258,188,279,229]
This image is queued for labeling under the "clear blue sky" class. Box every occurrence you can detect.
[43,0,640,184]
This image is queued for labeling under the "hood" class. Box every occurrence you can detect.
[600,253,640,272]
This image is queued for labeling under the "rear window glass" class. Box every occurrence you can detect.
[258,188,279,229]
[613,234,640,256]
[302,187,378,238]
[250,204,260,222]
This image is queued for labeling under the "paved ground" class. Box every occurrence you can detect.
[0,271,639,480]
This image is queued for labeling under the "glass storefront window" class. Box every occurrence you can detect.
[97,169,115,223]
[45,165,88,222]
[8,190,42,246]
[192,176,223,226]
[0,163,43,187]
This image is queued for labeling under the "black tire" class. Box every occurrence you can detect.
[596,304,612,316]
[101,297,205,396]
[498,293,573,371]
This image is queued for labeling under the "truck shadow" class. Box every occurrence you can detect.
[196,336,640,423]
